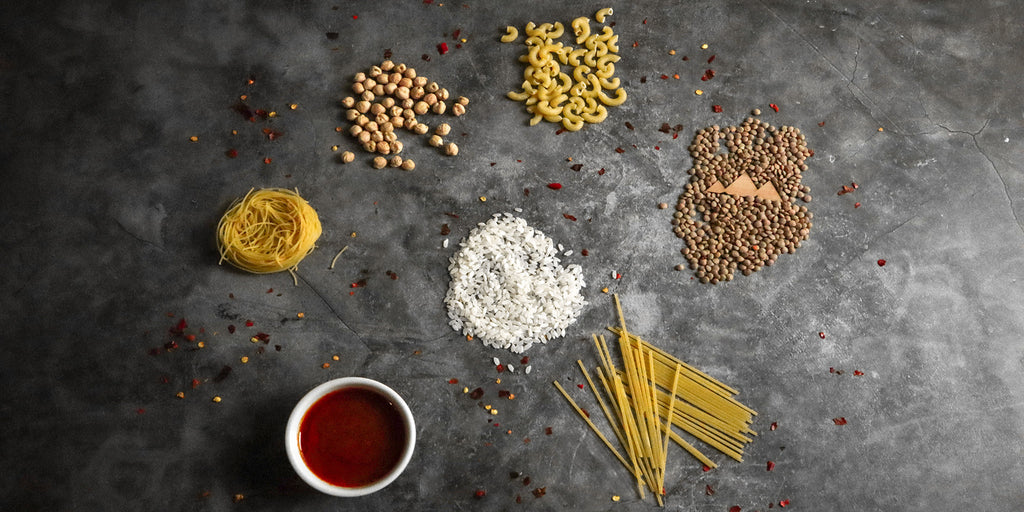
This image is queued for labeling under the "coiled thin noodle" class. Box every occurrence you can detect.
[216,188,322,275]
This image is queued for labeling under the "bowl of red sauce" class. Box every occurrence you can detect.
[285,377,416,497]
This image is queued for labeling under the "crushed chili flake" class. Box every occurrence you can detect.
[729,507,742,512]
[707,54,716,63]
[496,364,505,373]
[701,69,716,81]
[660,74,669,80]
[563,213,577,221]
[474,489,486,499]
[854,202,861,208]
[580,249,589,256]
[838,184,855,195]
[524,188,531,196]
[444,212,460,218]
[877,259,887,267]
[469,387,484,399]
[213,365,233,383]
[702,465,712,472]
[833,417,848,425]
[523,476,531,486]
[819,331,826,339]
[555,128,566,135]
[640,76,647,83]
[520,356,529,365]
[547,183,562,190]
[712,105,723,113]
[545,427,553,435]
[437,42,449,54]
[767,460,776,471]
[226,148,238,158]
[705,484,715,495]
[440,223,451,235]
[682,55,689,61]
[658,123,671,134]
[136,408,146,414]
[245,320,254,327]
[624,121,634,130]
[854,370,864,376]
[597,168,606,175]
[770,421,778,431]
[654,146,660,150]
[531,487,546,498]
[570,163,583,172]
[819,121,826,127]
[769,103,779,112]
[780,500,790,507]
[227,324,236,334]
[448,378,459,384]
[422,53,431,61]
[614,147,625,154]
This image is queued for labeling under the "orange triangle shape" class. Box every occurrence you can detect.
[755,181,782,202]
[707,180,726,193]
[723,172,758,197]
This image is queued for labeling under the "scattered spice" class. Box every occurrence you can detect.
[614,147,625,154]
[545,426,553,435]
[474,489,486,499]
[469,387,484,400]
[854,370,864,376]
[780,500,790,507]
[712,105,723,113]
[877,259,887,267]
[448,378,459,384]
[730,507,742,512]
[226,148,238,158]
[705,484,715,495]
[547,183,562,190]
[767,460,776,471]
[707,54,716,63]
[770,421,778,431]
[819,331,826,339]
[769,103,779,112]
[570,163,583,172]
[833,417,848,425]
[562,213,577,222]
[531,487,546,498]
[213,365,233,383]
[437,42,449,54]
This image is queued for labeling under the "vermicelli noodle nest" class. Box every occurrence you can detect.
[217,188,322,274]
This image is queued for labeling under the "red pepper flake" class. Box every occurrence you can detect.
[469,387,484,399]
[729,507,742,512]
[838,184,854,195]
[682,55,689,61]
[615,273,621,279]
[660,74,669,80]
[191,378,201,389]
[770,421,778,431]
[614,147,625,154]
[226,148,238,158]
[185,334,196,342]
[570,163,583,172]
[704,484,715,495]
[351,14,358,20]
[227,324,236,334]
[852,182,859,189]
[422,53,431,61]
[262,127,283,141]
[523,188,531,196]
[555,128,566,135]
[702,465,712,472]
[854,202,861,208]
[877,259,887,267]
[545,427,553,435]
[498,390,510,398]
[522,476,531,486]
[531,487,546,498]
[452,29,461,40]
[496,364,505,373]
[245,320,254,327]
[597,168,606,175]
[136,408,146,415]
[326,32,339,40]
[707,54,716,63]
[580,249,589,256]
[254,332,270,343]
[854,370,864,376]
[473,489,486,499]
[769,103,779,112]
[437,42,449,54]
[642,18,647,24]
[780,500,790,507]
[263,157,272,164]
[700,69,716,81]
[448,378,459,384]
[833,417,848,425]
[547,183,562,190]
[213,365,233,383]
[767,460,776,471]
[562,213,577,221]
[624,121,634,130]
[164,340,179,350]
[632,41,639,48]
[444,212,460,219]
[819,121,826,127]
[819,331,826,339]
[712,105,723,113]
[640,76,647,83]
[440,223,451,235]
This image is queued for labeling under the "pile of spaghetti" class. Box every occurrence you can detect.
[555,295,757,505]
[216,188,322,276]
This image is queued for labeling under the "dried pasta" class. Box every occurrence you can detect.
[502,8,626,131]
[216,188,322,276]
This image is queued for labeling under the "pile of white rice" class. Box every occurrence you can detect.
[445,213,587,353]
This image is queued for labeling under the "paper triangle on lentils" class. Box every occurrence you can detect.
[706,172,781,202]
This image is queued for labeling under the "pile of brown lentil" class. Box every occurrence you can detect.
[340,59,468,170]
[674,117,813,283]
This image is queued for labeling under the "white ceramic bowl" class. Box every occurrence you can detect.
[285,377,416,497]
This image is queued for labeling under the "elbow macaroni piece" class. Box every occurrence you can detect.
[505,8,627,130]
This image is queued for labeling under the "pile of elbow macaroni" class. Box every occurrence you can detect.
[501,8,627,131]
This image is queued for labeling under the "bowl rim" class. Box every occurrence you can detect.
[285,377,416,497]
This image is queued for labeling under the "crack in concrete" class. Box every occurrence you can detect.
[294,272,360,336]
[936,120,1024,238]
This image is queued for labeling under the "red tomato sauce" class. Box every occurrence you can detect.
[298,387,407,487]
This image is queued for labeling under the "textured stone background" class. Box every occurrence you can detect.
[2,1,1022,510]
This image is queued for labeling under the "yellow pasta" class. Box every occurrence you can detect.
[556,295,758,504]
[216,188,322,276]
[500,26,519,43]
[504,8,626,130]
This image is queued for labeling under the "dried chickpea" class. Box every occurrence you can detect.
[400,98,414,109]
[357,131,371,144]
[452,103,466,116]
[341,151,355,163]
[414,123,429,135]
[435,123,451,136]
[356,100,371,113]
[389,155,403,168]
[392,140,403,154]
[410,86,425,100]
[403,67,416,79]
[394,62,407,74]
[341,96,356,108]
[444,142,459,156]
[370,103,385,115]
[392,116,405,129]
[413,101,429,115]
[384,82,398,95]
[429,134,443,147]
[346,109,360,121]
[425,81,439,93]
[398,77,412,89]
[395,87,410,100]
[349,124,363,136]
[438,88,450,101]
[353,72,366,82]
[372,156,387,168]
[381,97,395,109]
[356,114,370,126]
[389,105,403,117]
[402,108,416,120]
[360,90,375,102]
[372,84,384,96]
[370,130,384,143]
[363,78,377,89]
[352,82,365,94]
[375,113,389,125]
[365,121,379,132]
[432,101,446,115]
[457,96,470,106]
[380,60,394,71]
[413,76,427,87]
[400,158,415,171]
[376,141,391,154]
[381,121,394,133]
[423,93,438,106]
[389,72,402,85]
[364,141,378,153]
[368,66,382,78]
[384,131,397,144]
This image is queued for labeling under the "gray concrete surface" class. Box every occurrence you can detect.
[2,1,1022,510]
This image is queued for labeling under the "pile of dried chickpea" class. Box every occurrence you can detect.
[340,59,468,170]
